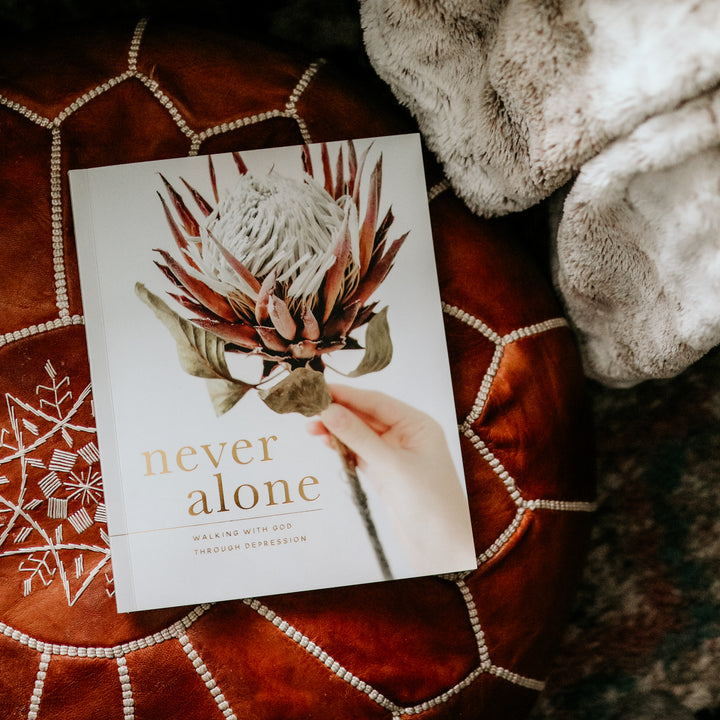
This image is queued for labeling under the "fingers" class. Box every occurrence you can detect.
[319,402,393,468]
[306,419,328,436]
[326,383,424,431]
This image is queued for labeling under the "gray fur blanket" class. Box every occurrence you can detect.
[361,0,720,387]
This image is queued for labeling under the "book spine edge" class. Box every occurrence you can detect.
[68,168,138,612]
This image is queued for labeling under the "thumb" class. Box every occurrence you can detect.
[320,403,390,466]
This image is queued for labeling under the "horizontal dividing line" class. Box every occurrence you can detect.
[113,507,324,538]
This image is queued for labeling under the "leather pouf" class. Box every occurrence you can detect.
[0,20,595,719]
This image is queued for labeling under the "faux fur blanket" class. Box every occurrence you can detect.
[360,0,720,387]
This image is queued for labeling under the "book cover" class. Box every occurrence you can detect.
[69,133,476,613]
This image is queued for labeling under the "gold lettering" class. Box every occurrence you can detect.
[142,449,171,476]
[200,442,227,468]
[234,483,259,510]
[231,439,253,465]
[298,475,320,502]
[143,436,279,476]
[264,479,292,506]
[177,446,198,472]
[215,472,229,512]
[259,435,278,462]
[187,472,319,515]
[188,490,212,515]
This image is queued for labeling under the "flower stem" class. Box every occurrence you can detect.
[331,435,393,581]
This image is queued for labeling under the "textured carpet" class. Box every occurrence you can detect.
[532,345,720,720]
[2,1,719,717]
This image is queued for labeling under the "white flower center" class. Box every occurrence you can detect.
[201,172,355,302]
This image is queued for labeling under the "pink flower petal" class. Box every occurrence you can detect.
[321,220,351,322]
[351,231,408,307]
[257,326,291,353]
[159,174,200,236]
[320,143,333,197]
[334,144,345,199]
[255,271,277,325]
[301,145,314,177]
[232,152,249,176]
[180,178,213,217]
[301,306,321,341]
[192,319,261,349]
[155,249,237,322]
[347,140,358,198]
[208,155,219,204]
[205,229,262,294]
[268,294,298,341]
[359,154,383,276]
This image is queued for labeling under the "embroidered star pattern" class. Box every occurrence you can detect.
[0,360,111,605]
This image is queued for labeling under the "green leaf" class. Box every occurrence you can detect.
[206,377,254,417]
[258,367,332,417]
[347,306,393,377]
[135,282,231,381]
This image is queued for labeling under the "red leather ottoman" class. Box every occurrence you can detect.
[0,19,595,719]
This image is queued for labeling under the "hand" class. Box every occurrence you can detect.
[308,384,475,572]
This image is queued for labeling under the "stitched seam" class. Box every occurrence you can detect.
[243,597,405,714]
[427,179,451,202]
[116,657,135,719]
[26,651,51,720]
[178,633,236,719]
[284,59,326,145]
[0,603,211,656]
[0,317,85,350]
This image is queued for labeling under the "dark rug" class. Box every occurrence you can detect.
[2,1,718,717]
[531,345,720,720]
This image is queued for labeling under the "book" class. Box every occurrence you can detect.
[69,133,477,613]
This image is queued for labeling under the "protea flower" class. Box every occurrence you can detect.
[137,140,407,419]
[155,142,405,374]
